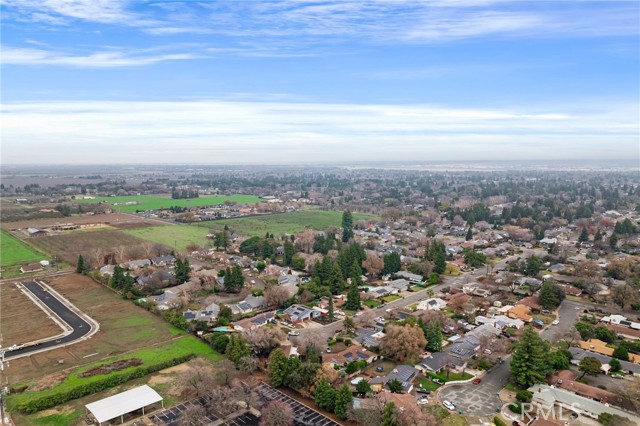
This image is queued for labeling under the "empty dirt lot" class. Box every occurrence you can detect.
[2,273,184,386]
[0,212,150,231]
[0,283,63,347]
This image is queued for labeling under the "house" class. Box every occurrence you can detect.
[601,314,640,331]
[277,275,300,286]
[354,328,385,348]
[183,302,220,323]
[99,264,116,277]
[507,304,533,322]
[467,323,502,339]
[323,347,377,368]
[353,392,416,413]
[369,365,418,393]
[560,284,582,296]
[393,271,423,283]
[471,288,491,298]
[233,311,275,331]
[416,352,453,374]
[475,315,524,330]
[121,259,151,270]
[388,279,410,292]
[518,296,543,311]
[283,304,321,323]
[548,372,636,412]
[603,322,640,340]
[416,298,447,311]
[20,262,44,273]
[568,347,640,376]
[150,255,176,266]
[370,286,397,299]
[578,339,640,364]
[231,295,265,315]
[528,384,638,423]
[539,237,558,246]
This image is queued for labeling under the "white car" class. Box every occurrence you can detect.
[552,320,560,326]
[287,331,299,336]
[417,397,429,405]
[442,400,456,411]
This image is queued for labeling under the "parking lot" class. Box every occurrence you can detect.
[147,397,219,426]
[254,382,340,426]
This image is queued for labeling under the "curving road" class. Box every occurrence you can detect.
[4,281,94,360]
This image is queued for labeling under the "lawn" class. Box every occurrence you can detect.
[76,194,260,212]
[124,225,210,251]
[428,371,473,382]
[381,295,401,303]
[193,210,378,237]
[363,300,382,308]
[417,377,441,391]
[0,230,46,268]
[6,336,221,414]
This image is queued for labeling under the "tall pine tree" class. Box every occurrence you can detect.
[510,327,551,388]
[341,210,354,242]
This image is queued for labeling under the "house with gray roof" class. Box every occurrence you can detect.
[150,255,176,266]
[278,274,300,286]
[283,304,321,323]
[183,302,220,324]
[388,278,410,292]
[569,347,640,376]
[231,295,265,315]
[369,365,418,393]
[393,271,423,283]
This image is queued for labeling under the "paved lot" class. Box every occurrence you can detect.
[254,382,340,426]
[148,397,219,426]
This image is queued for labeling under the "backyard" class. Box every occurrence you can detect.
[75,194,261,212]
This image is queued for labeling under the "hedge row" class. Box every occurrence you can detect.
[8,353,195,414]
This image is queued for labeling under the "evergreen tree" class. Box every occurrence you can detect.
[387,379,403,393]
[342,210,354,242]
[267,348,289,387]
[175,258,191,283]
[610,233,619,250]
[76,255,85,274]
[349,259,363,281]
[355,379,371,395]
[225,334,250,368]
[382,252,401,275]
[465,227,473,241]
[609,358,622,372]
[510,327,551,388]
[612,345,630,361]
[578,357,602,379]
[283,240,295,266]
[110,265,126,290]
[594,229,603,242]
[329,263,344,295]
[314,379,336,412]
[425,321,443,352]
[380,403,400,426]
[343,315,356,335]
[334,384,353,419]
[433,242,447,274]
[539,281,561,310]
[328,296,335,321]
[345,282,361,311]
[578,227,589,243]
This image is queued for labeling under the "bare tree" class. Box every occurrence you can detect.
[294,229,316,254]
[397,404,437,426]
[380,324,427,363]
[243,327,285,356]
[355,308,377,327]
[214,359,239,386]
[206,386,240,418]
[141,241,155,258]
[362,253,384,277]
[264,285,290,308]
[180,404,208,426]
[114,245,127,263]
[178,359,217,398]
[260,400,294,426]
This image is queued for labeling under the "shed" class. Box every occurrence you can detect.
[85,385,163,425]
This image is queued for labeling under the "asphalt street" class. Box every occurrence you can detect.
[4,281,92,359]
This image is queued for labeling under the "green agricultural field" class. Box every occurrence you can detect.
[124,225,210,251]
[193,210,378,237]
[0,230,46,268]
[76,194,260,212]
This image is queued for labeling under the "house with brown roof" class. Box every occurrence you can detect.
[507,304,533,322]
[20,262,44,273]
[604,322,640,340]
[323,347,377,368]
[579,339,640,364]
[518,296,542,311]
[548,372,636,412]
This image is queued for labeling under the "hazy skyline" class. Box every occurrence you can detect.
[2,0,639,165]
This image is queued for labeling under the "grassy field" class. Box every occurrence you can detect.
[124,225,210,251]
[5,274,187,385]
[192,210,378,237]
[0,230,46,268]
[75,194,260,212]
[6,336,221,414]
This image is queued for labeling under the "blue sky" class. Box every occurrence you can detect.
[1,0,639,164]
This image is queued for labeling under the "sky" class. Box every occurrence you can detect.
[1,0,639,165]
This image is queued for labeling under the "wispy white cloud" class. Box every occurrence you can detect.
[3,0,637,43]
[2,99,637,164]
[1,45,200,67]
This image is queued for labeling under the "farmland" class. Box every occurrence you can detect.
[75,194,260,212]
[0,212,151,231]
[26,230,157,265]
[124,225,210,252]
[0,230,46,270]
[3,274,186,385]
[192,210,379,237]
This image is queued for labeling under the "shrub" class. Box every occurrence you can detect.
[516,390,533,402]
[508,402,523,414]
[493,417,507,426]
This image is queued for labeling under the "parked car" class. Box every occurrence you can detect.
[442,400,456,411]
[325,347,332,353]
[432,378,444,385]
[416,388,431,394]
[417,397,429,405]
[287,331,299,336]
[376,366,385,372]
[611,374,624,379]
[472,378,482,384]
[552,320,560,326]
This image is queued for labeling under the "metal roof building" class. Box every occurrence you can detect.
[85,385,163,425]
